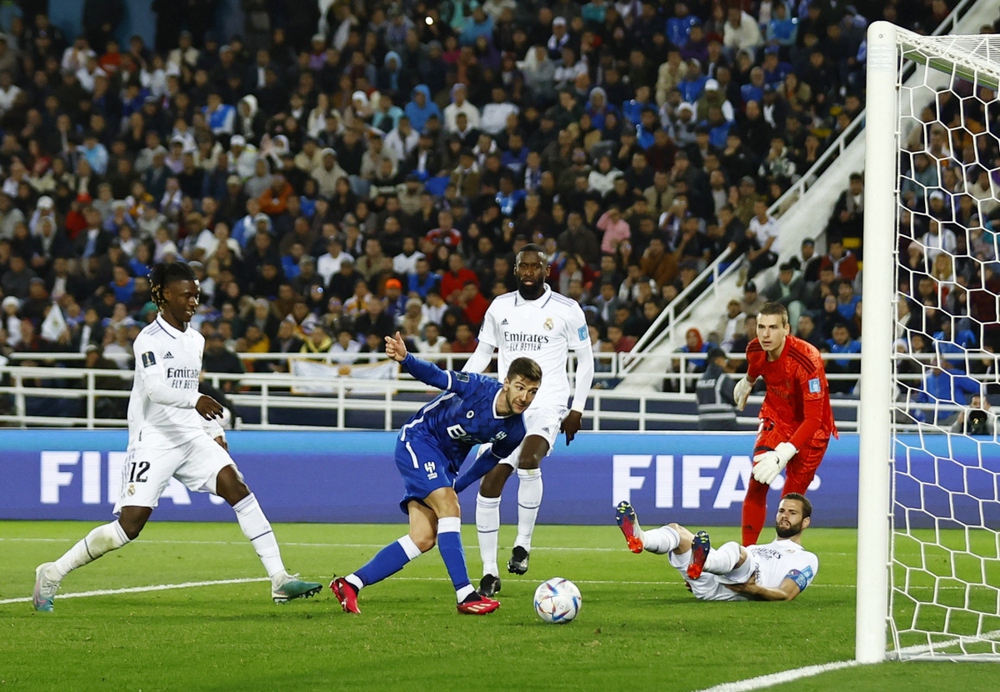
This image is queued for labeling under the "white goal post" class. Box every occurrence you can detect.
[860,22,1000,663]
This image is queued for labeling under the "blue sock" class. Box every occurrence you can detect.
[354,536,421,588]
[454,448,499,493]
[437,516,474,600]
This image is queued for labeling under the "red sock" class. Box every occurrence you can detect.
[742,478,769,546]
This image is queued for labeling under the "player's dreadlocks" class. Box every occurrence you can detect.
[149,262,197,309]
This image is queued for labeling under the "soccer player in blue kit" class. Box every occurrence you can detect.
[330,332,542,615]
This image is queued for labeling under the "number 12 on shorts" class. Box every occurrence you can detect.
[125,460,150,483]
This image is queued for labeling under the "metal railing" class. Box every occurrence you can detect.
[2,349,985,431]
[624,0,982,370]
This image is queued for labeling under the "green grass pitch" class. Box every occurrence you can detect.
[1,521,997,691]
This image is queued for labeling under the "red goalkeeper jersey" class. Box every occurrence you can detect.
[746,335,837,449]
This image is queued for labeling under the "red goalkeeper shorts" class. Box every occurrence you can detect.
[754,418,831,494]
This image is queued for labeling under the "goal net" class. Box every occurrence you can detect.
[860,23,1000,663]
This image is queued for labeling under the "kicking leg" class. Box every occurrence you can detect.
[33,507,146,612]
[509,435,549,575]
[615,502,688,556]
[476,462,512,595]
[424,487,499,614]
[333,500,434,614]
[216,466,320,603]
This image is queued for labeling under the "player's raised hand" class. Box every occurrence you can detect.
[384,331,408,362]
[195,395,224,420]
[561,410,583,445]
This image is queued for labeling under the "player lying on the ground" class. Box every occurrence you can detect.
[330,332,541,615]
[615,493,818,601]
[33,262,321,612]
[457,243,594,596]
[734,302,836,546]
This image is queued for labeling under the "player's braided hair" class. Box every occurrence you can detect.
[149,262,197,309]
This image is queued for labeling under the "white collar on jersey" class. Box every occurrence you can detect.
[513,284,553,308]
[492,389,506,419]
[155,314,187,339]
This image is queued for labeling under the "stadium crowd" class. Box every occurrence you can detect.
[0,0,966,402]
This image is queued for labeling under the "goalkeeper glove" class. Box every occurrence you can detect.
[734,377,754,411]
[752,442,797,485]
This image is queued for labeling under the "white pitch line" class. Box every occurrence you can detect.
[0,537,855,556]
[0,577,269,606]
[694,629,1000,691]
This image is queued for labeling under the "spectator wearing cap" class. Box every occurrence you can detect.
[383,277,408,322]
[547,16,570,59]
[739,280,766,317]
[696,347,739,430]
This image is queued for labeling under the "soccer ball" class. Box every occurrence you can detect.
[533,577,581,624]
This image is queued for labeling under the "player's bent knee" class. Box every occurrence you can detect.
[410,531,436,553]
[668,523,694,543]
[215,465,250,505]
[117,508,151,540]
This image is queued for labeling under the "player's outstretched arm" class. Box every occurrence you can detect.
[389,331,455,391]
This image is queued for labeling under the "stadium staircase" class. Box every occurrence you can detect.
[615,0,999,393]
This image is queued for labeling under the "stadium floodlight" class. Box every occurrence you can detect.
[860,21,1000,664]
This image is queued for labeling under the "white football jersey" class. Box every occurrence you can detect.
[747,538,819,593]
[128,316,207,447]
[478,286,591,409]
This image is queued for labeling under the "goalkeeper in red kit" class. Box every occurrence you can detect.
[733,303,837,546]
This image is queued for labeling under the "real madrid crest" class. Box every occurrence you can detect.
[127,484,135,496]
[543,317,554,330]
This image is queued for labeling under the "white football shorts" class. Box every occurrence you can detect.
[497,404,569,468]
[667,549,757,602]
[114,434,239,513]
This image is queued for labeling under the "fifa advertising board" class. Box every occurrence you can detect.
[0,430,992,527]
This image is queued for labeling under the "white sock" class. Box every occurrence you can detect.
[233,493,286,582]
[704,541,743,575]
[514,468,542,551]
[476,493,501,577]
[51,521,130,580]
[345,574,364,592]
[642,525,680,555]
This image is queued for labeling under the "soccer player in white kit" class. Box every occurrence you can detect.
[459,244,595,597]
[615,494,818,601]
[32,262,322,612]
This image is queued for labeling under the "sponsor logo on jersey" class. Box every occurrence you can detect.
[166,367,201,390]
[491,431,507,442]
[164,351,174,359]
[141,352,156,368]
[466,410,475,418]
[543,318,554,330]
[502,332,551,351]
[455,371,470,382]
[500,318,508,325]
[808,377,821,393]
